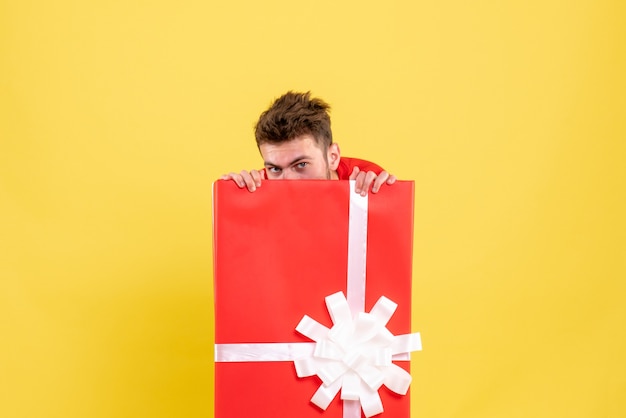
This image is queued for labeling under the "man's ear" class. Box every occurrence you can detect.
[327,143,340,171]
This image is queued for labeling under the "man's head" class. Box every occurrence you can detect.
[255,91,340,180]
[255,91,333,150]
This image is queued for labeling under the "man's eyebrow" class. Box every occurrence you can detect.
[263,155,311,168]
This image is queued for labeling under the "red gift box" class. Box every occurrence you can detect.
[213,180,420,418]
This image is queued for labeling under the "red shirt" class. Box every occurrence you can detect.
[336,156,385,179]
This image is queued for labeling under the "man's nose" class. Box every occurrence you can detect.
[283,170,299,180]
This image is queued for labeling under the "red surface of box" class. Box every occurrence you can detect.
[213,180,415,418]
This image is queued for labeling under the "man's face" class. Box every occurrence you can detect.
[260,134,340,180]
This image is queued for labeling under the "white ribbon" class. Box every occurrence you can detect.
[215,343,315,362]
[294,292,421,418]
[214,181,422,417]
[346,181,368,316]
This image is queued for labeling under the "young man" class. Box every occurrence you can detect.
[221,91,396,196]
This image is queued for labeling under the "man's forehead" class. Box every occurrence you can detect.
[260,136,324,162]
[260,134,320,148]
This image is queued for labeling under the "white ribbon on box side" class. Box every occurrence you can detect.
[346,180,368,316]
[214,181,422,418]
[215,342,315,362]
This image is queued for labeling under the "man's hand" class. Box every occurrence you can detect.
[350,167,397,196]
[220,169,266,192]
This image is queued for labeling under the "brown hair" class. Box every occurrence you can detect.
[254,91,333,150]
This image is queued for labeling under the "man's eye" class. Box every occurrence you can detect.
[296,162,308,169]
[268,167,281,173]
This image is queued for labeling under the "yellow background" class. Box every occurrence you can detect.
[1,1,624,417]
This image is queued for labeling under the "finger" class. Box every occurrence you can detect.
[371,171,390,193]
[224,172,245,188]
[363,171,378,195]
[349,166,360,181]
[354,171,366,194]
[358,171,377,196]
[250,170,263,187]
[239,170,257,192]
[386,174,397,185]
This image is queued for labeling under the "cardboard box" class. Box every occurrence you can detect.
[213,180,419,418]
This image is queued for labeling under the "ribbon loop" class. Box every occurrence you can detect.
[355,364,385,390]
[391,332,422,355]
[296,315,329,342]
[341,372,361,401]
[294,357,317,378]
[311,379,342,410]
[382,363,413,395]
[294,292,421,417]
[319,362,349,386]
[369,296,398,325]
[315,339,344,360]
[359,383,384,418]
[326,291,352,324]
